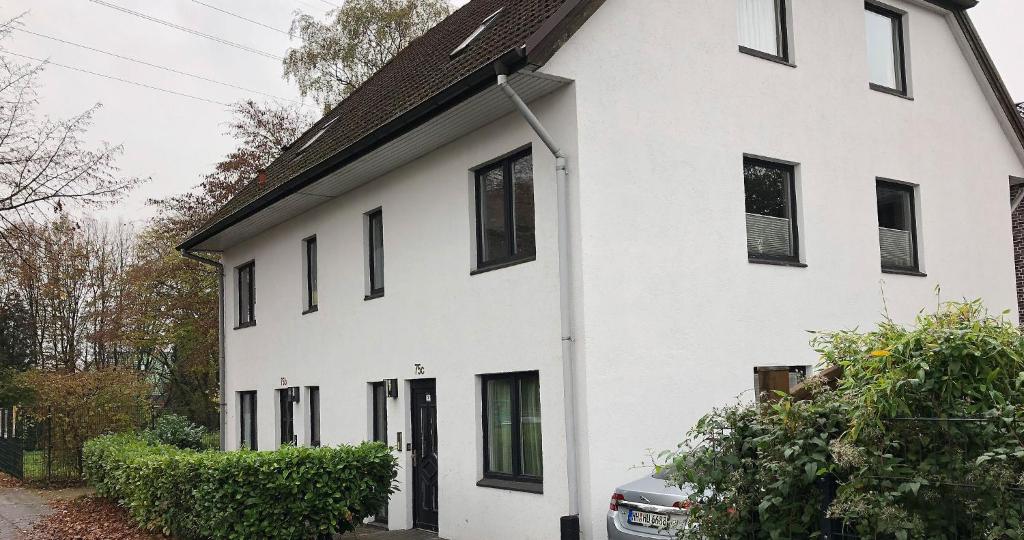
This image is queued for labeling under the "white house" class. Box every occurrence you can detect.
[178,0,1024,538]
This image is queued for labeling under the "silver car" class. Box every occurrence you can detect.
[607,468,690,539]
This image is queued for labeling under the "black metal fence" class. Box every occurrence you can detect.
[819,417,1024,540]
[0,405,220,484]
[0,407,87,484]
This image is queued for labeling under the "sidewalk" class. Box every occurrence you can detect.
[0,484,92,540]
[0,487,50,540]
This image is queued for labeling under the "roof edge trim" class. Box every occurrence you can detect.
[952,11,1024,157]
[524,0,607,67]
[924,0,978,9]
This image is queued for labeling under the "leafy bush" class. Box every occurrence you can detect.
[16,368,152,471]
[84,434,397,539]
[666,301,1024,539]
[144,414,208,450]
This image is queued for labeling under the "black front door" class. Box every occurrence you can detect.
[411,379,438,531]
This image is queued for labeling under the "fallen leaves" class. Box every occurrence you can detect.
[27,496,166,540]
[0,472,23,488]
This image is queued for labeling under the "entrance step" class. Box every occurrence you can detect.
[344,525,445,540]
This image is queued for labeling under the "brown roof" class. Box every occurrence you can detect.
[179,0,601,251]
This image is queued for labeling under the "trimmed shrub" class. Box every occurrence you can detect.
[144,413,208,450]
[84,434,397,539]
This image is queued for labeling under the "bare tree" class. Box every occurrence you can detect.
[283,0,452,109]
[0,18,140,243]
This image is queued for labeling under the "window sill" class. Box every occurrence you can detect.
[749,258,807,268]
[869,83,913,100]
[882,268,926,277]
[364,290,385,301]
[738,46,795,68]
[476,477,543,494]
[233,321,257,330]
[302,306,318,315]
[471,256,536,276]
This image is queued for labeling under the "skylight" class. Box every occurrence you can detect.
[450,9,503,58]
[295,117,338,156]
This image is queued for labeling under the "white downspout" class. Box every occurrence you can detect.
[496,72,581,534]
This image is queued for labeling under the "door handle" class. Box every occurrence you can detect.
[411,449,417,467]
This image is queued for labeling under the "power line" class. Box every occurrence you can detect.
[86,0,283,61]
[13,27,306,106]
[190,1,290,35]
[2,50,231,106]
[317,0,341,8]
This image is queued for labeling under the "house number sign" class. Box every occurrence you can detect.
[414,363,425,375]
[280,377,288,386]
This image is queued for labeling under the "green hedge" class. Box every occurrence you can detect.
[84,434,397,539]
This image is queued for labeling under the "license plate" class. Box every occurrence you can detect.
[628,509,669,529]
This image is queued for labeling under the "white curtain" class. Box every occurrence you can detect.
[738,0,779,55]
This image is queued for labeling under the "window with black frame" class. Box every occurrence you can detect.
[278,387,297,447]
[865,2,907,95]
[236,262,255,327]
[737,0,788,62]
[239,391,257,450]
[370,382,388,523]
[304,237,318,313]
[308,386,320,447]
[876,180,918,272]
[366,209,384,298]
[480,371,542,490]
[474,150,535,270]
[744,157,800,263]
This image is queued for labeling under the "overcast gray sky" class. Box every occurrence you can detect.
[2,0,1019,224]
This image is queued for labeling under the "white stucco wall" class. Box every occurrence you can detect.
[220,88,580,540]
[217,1,1024,539]
[539,0,1024,538]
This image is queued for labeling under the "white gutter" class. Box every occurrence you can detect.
[180,250,227,451]
[496,71,582,533]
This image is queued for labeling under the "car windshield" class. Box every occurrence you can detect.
[652,465,676,481]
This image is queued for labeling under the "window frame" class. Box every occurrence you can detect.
[308,386,320,447]
[479,371,543,491]
[473,148,536,273]
[366,209,385,300]
[743,156,802,265]
[737,0,792,65]
[371,382,388,444]
[239,391,257,451]
[278,387,298,447]
[753,366,807,404]
[369,381,389,523]
[865,2,908,97]
[303,236,318,314]
[236,261,256,329]
[876,179,921,274]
